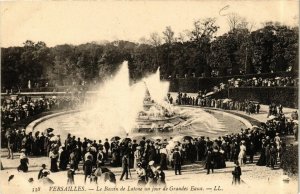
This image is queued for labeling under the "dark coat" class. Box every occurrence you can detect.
[122,156,129,169]
[233,166,241,178]
[84,159,93,175]
[173,151,181,165]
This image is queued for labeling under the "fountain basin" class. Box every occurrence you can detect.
[28,106,250,142]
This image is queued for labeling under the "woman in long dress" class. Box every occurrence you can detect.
[59,146,68,170]
[159,145,168,170]
[134,147,142,169]
[49,148,59,172]
[256,140,267,166]
[238,142,246,165]
[219,148,226,168]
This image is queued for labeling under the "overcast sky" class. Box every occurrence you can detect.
[0,1,298,47]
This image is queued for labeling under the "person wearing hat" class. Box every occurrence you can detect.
[173,148,182,175]
[39,171,54,185]
[49,148,59,172]
[104,138,110,160]
[67,165,75,185]
[38,164,47,179]
[140,137,146,148]
[84,155,93,183]
[238,141,247,166]
[248,142,255,163]
[17,148,29,172]
[256,139,267,166]
[269,144,277,169]
[136,162,146,186]
[156,166,166,186]
[146,160,156,186]
[59,146,68,170]
[206,149,215,174]
[120,154,129,181]
[232,161,242,185]
[159,144,168,170]
[5,128,15,159]
[134,146,142,169]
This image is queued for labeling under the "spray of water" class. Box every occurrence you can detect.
[76,61,224,140]
[79,61,146,138]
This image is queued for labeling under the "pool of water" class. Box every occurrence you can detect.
[33,106,246,141]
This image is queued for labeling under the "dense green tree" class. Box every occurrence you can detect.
[1,21,298,90]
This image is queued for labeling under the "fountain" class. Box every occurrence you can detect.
[77,61,228,140]
[80,61,179,138]
[33,61,246,141]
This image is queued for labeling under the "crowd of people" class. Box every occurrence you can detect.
[174,92,262,114]
[174,92,296,118]
[213,76,298,92]
[1,95,81,149]
[3,104,298,186]
[1,89,298,186]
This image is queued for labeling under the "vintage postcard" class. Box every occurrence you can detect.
[0,1,299,194]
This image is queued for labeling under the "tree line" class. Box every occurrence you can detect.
[1,15,298,89]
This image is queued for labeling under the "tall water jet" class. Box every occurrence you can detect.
[76,61,224,140]
[143,67,169,104]
[33,61,235,142]
[81,61,146,138]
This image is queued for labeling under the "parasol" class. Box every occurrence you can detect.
[122,137,132,143]
[183,135,194,141]
[46,128,54,133]
[111,136,121,141]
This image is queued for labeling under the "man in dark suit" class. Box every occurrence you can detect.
[84,155,93,183]
[120,154,129,181]
[140,137,146,148]
[206,150,214,174]
[232,161,242,185]
[173,147,181,175]
[104,139,110,160]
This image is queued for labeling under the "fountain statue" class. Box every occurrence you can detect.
[74,61,224,140]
